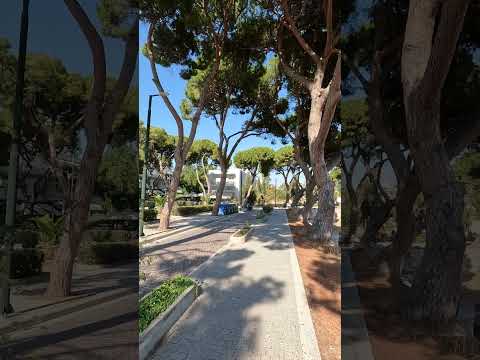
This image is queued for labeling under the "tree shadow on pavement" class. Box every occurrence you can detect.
[153,246,288,360]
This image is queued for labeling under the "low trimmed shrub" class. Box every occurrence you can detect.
[143,208,158,222]
[87,218,137,231]
[9,250,44,279]
[78,242,137,264]
[173,205,213,216]
[263,205,273,213]
[139,275,194,333]
[1,230,45,279]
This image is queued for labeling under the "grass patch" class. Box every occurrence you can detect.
[139,275,195,333]
[234,222,251,237]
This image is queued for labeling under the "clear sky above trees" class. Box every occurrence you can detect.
[138,21,286,174]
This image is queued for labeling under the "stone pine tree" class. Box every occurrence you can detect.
[43,0,138,296]
[267,0,345,242]
[233,147,275,207]
[186,139,218,204]
[273,145,296,207]
[141,0,250,230]
[400,0,472,323]
[182,56,282,215]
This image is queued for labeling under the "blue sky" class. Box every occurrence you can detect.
[0,1,132,79]
[139,21,287,163]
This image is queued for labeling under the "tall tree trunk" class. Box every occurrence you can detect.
[311,161,335,242]
[159,158,182,230]
[307,56,341,243]
[46,2,138,297]
[401,0,469,323]
[212,161,227,215]
[390,174,419,291]
[202,159,212,199]
[243,180,256,208]
[195,167,207,204]
[302,179,316,226]
[47,147,101,296]
[283,175,290,207]
[404,97,466,323]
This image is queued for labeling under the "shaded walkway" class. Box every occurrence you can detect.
[151,209,320,360]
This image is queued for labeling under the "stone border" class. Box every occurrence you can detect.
[230,226,252,244]
[286,218,323,360]
[139,283,201,360]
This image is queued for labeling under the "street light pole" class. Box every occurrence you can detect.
[139,94,158,237]
[2,0,30,317]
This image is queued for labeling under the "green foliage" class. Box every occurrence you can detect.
[139,275,195,333]
[0,229,44,279]
[144,208,158,222]
[32,215,64,245]
[9,250,44,279]
[97,0,138,39]
[187,139,217,165]
[274,145,295,176]
[180,166,203,194]
[262,204,273,213]
[90,230,113,243]
[234,147,275,178]
[97,145,138,210]
[173,205,213,216]
[154,195,166,209]
[78,242,137,265]
[454,151,480,219]
[139,124,176,169]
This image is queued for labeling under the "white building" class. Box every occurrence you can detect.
[208,166,247,203]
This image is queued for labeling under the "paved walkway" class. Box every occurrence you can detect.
[140,211,257,297]
[151,209,320,360]
[142,212,219,238]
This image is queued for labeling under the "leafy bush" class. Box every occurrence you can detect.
[32,214,63,244]
[154,195,166,209]
[78,242,137,264]
[139,276,194,333]
[7,250,44,279]
[0,230,44,279]
[262,205,273,213]
[90,230,113,243]
[145,199,156,210]
[143,208,158,222]
[87,218,137,231]
[173,205,213,216]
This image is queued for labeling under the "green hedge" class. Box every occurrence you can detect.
[140,276,194,333]
[78,242,137,264]
[263,205,273,213]
[143,208,158,222]
[173,205,213,216]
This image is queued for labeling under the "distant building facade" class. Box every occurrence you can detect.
[208,166,247,203]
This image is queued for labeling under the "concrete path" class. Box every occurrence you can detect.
[142,212,220,239]
[151,209,321,360]
[140,211,257,297]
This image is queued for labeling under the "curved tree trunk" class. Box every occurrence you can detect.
[302,179,316,226]
[195,167,208,204]
[311,162,335,242]
[47,147,100,296]
[159,159,182,230]
[283,176,290,207]
[401,0,469,323]
[212,162,227,216]
[390,174,419,291]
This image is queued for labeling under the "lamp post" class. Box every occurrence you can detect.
[139,94,159,237]
[2,0,30,317]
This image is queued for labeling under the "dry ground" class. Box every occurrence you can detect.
[287,209,341,360]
